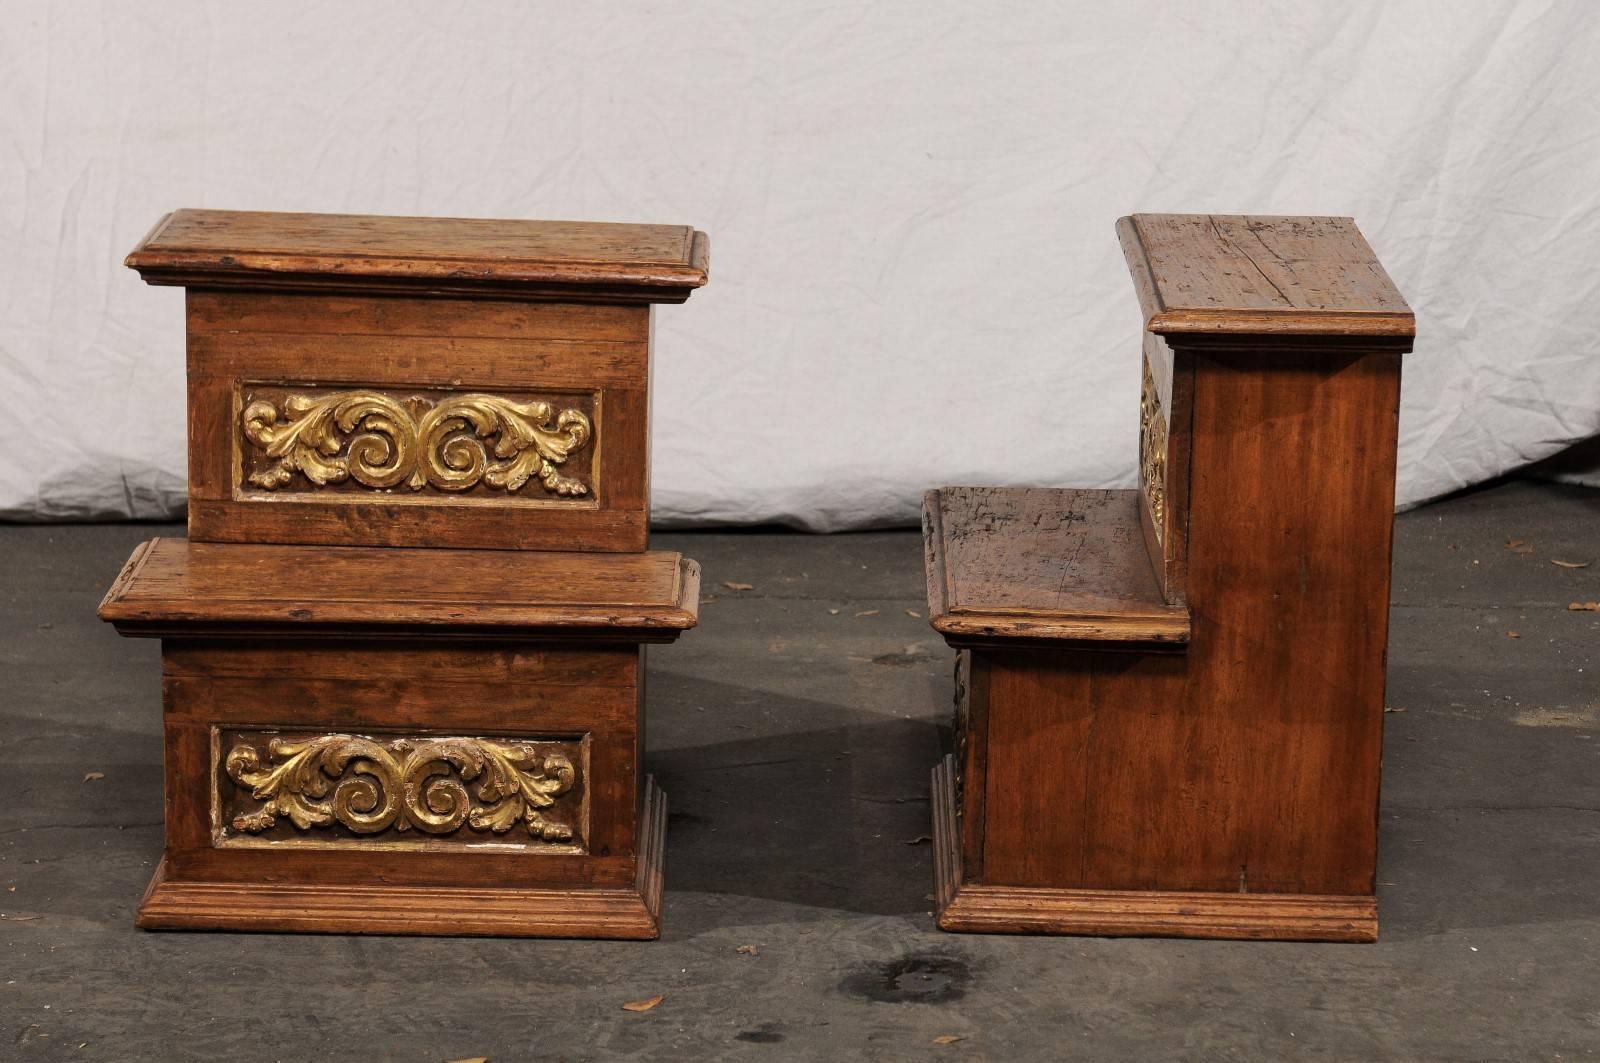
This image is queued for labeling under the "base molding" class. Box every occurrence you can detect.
[137,776,668,940]
[931,756,1376,942]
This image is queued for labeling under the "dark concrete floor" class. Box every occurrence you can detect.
[2,480,1598,1062]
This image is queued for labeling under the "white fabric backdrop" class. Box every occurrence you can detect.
[3,1,1597,527]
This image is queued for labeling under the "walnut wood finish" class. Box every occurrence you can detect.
[927,214,1411,942]
[932,756,1374,941]
[99,538,699,640]
[106,583,678,936]
[137,776,668,938]
[106,208,707,938]
[1117,214,1412,337]
[128,209,709,302]
[924,486,1189,648]
[184,290,653,552]
[127,211,709,552]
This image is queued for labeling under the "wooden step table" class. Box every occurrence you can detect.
[925,215,1413,942]
[102,210,709,937]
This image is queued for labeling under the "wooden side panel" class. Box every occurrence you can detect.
[980,652,1093,885]
[185,290,652,551]
[158,640,643,889]
[980,650,1187,888]
[1169,348,1400,894]
[978,350,1400,896]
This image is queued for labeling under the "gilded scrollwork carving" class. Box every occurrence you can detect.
[1139,360,1168,542]
[223,733,578,843]
[240,390,592,497]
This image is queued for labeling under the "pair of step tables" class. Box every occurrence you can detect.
[100,210,1412,942]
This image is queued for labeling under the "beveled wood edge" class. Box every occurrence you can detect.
[134,862,662,938]
[125,221,710,301]
[97,537,158,618]
[930,609,1190,647]
[1148,308,1415,338]
[921,489,1190,650]
[101,620,696,643]
[97,541,702,640]
[1115,215,1415,339]
[125,272,702,304]
[688,230,711,278]
[939,884,1377,943]
[135,777,670,939]
[932,756,1376,942]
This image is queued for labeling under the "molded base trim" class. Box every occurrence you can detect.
[137,776,668,940]
[931,756,1376,943]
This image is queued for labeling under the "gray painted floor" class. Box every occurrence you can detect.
[2,480,1598,1062]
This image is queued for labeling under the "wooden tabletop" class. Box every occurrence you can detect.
[1118,214,1413,338]
[924,486,1190,648]
[98,539,700,641]
[126,209,710,302]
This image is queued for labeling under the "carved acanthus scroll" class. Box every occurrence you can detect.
[239,390,592,498]
[222,733,579,844]
[1139,360,1168,543]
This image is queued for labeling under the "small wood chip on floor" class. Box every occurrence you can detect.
[1552,559,1591,568]
[445,1057,489,1063]
[82,771,104,783]
[722,581,753,591]
[933,1034,964,1045]
[905,834,932,845]
[905,609,922,618]
[1570,602,1600,612]
[622,993,665,1012]
[855,609,879,617]
[1505,538,1534,554]
[735,944,759,955]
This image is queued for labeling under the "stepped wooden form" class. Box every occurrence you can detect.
[101,210,709,937]
[924,215,1413,942]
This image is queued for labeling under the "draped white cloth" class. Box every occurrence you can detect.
[3,1,1596,525]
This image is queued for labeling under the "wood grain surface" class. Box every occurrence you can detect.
[924,486,1190,647]
[99,538,699,639]
[136,776,668,939]
[930,214,1409,941]
[184,290,654,552]
[932,755,1375,941]
[1118,214,1413,337]
[128,209,709,302]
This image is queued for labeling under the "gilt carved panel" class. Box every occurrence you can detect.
[1139,359,1168,544]
[213,729,588,852]
[233,384,599,505]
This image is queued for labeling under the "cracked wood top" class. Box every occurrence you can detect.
[98,538,700,640]
[126,209,710,302]
[1117,214,1413,338]
[923,486,1190,648]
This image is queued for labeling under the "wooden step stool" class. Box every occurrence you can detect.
[100,210,708,938]
[924,215,1413,942]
